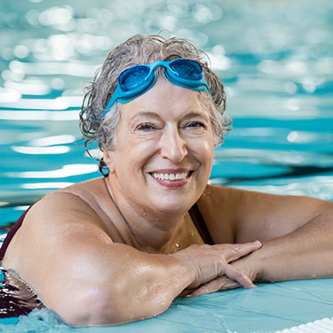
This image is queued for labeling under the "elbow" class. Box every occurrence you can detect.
[52,282,168,327]
[49,285,133,327]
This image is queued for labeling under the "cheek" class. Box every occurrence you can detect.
[189,141,214,177]
[113,143,154,175]
[195,135,214,160]
[201,143,214,175]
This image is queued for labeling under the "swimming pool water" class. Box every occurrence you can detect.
[0,0,332,331]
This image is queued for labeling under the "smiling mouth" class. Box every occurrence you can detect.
[151,171,191,181]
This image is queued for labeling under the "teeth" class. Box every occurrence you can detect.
[152,172,189,181]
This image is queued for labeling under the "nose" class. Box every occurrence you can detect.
[160,126,188,162]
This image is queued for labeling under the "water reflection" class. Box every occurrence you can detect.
[21,182,74,189]
[12,146,70,155]
[38,6,74,28]
[214,148,333,168]
[5,60,98,77]
[7,164,98,179]
[0,110,79,120]
[0,0,332,218]
[210,176,333,201]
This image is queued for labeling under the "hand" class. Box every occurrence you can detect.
[185,250,261,297]
[170,241,262,296]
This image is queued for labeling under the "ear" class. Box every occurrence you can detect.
[103,150,116,174]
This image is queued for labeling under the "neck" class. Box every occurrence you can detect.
[104,177,187,254]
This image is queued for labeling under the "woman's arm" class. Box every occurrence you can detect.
[3,191,261,326]
[235,206,333,282]
[190,185,333,295]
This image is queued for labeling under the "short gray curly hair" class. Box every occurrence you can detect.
[79,34,231,173]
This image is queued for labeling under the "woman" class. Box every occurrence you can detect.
[1,34,333,326]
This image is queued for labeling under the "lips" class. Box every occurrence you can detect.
[151,171,190,181]
[149,169,192,187]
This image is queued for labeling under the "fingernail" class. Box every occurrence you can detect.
[255,240,262,246]
[245,283,256,289]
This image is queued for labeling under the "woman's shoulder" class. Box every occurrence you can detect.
[57,177,106,197]
[201,184,270,205]
[195,185,240,243]
[2,180,107,269]
[32,188,102,225]
[43,177,108,209]
[25,177,110,230]
[196,184,271,243]
[200,184,248,204]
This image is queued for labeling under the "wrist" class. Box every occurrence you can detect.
[232,248,264,282]
[168,252,197,288]
[248,246,266,281]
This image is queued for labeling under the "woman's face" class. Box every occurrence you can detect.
[104,78,215,217]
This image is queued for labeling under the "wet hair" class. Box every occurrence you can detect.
[79,34,231,174]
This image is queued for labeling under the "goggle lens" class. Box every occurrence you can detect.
[119,66,150,91]
[170,59,202,80]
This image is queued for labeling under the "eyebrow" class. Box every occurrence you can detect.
[130,111,210,122]
[130,112,161,120]
[182,111,210,121]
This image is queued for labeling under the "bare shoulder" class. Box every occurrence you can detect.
[6,191,105,256]
[200,184,246,204]
[3,181,113,269]
[197,184,262,242]
[198,184,333,244]
[31,180,108,231]
[30,190,105,228]
[196,184,242,243]
[2,188,119,321]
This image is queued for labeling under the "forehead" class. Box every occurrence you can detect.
[120,78,211,119]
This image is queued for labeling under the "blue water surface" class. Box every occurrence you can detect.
[0,0,333,332]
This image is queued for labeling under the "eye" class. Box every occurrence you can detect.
[186,121,206,129]
[135,123,156,131]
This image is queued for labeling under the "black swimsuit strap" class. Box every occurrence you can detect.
[0,204,34,261]
[189,203,214,245]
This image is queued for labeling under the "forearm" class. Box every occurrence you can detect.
[106,247,194,323]
[58,241,260,326]
[248,208,333,282]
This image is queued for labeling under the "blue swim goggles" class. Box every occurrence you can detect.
[103,58,211,117]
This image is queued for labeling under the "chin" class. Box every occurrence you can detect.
[148,194,196,216]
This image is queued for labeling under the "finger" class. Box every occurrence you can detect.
[179,289,195,297]
[224,264,256,289]
[186,277,240,297]
[223,241,262,263]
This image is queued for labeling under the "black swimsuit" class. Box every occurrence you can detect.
[0,205,34,261]
[0,205,43,318]
[189,203,214,245]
